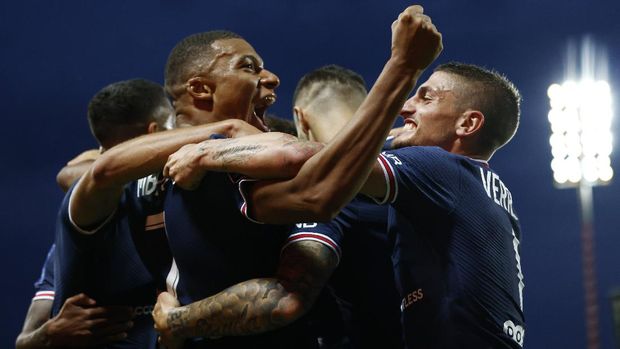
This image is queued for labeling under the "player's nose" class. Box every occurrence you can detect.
[260,69,280,90]
[400,96,416,117]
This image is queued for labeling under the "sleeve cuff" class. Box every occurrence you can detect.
[370,153,398,205]
[32,291,54,301]
[282,232,341,265]
[237,178,264,224]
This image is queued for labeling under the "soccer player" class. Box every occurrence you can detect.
[152,5,442,347]
[16,156,129,349]
[52,79,179,348]
[166,60,525,348]
[291,64,403,348]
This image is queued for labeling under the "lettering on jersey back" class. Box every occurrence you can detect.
[137,175,159,197]
[479,168,518,220]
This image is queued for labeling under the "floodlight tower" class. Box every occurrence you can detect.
[547,38,614,349]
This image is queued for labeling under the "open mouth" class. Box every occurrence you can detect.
[403,117,418,130]
[251,94,277,131]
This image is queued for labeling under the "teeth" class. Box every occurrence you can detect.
[263,95,276,105]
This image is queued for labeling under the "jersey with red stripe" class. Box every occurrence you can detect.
[53,174,172,349]
[164,171,333,348]
[33,244,55,302]
[376,146,525,349]
[291,196,403,349]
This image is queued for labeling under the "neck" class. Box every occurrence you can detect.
[308,105,356,143]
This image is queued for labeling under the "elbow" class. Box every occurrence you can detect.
[279,141,324,178]
[272,296,310,325]
[88,157,117,188]
[56,168,72,192]
[298,189,342,222]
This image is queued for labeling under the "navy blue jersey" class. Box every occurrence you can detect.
[376,147,525,349]
[32,244,55,302]
[291,196,403,349]
[53,174,173,349]
[164,172,341,348]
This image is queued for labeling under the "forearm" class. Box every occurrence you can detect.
[252,59,420,223]
[197,133,323,179]
[168,278,300,339]
[16,319,53,349]
[56,160,94,192]
[91,120,241,188]
[163,241,336,339]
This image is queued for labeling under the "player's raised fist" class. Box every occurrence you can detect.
[391,5,443,72]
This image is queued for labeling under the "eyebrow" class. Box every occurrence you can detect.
[240,54,263,68]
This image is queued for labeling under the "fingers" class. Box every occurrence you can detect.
[66,293,97,307]
[157,291,179,306]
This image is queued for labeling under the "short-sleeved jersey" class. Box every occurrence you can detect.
[376,146,525,348]
[290,196,403,348]
[164,172,340,348]
[53,174,172,349]
[33,244,55,302]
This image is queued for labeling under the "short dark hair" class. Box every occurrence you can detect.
[435,62,521,153]
[165,30,242,93]
[264,114,297,136]
[87,79,167,148]
[293,64,367,107]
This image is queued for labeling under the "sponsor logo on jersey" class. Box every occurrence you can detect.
[503,320,524,346]
[400,288,424,311]
[132,305,155,317]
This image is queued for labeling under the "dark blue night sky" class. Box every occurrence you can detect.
[1,1,619,347]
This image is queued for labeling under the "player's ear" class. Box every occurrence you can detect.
[147,121,159,134]
[186,77,214,101]
[456,110,484,137]
[293,107,311,140]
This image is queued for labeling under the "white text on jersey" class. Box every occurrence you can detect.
[479,168,518,220]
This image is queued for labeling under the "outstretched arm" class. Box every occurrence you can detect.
[69,119,261,230]
[242,5,442,223]
[153,241,337,345]
[164,132,324,189]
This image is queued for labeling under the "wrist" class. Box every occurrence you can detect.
[166,306,190,339]
[41,319,58,347]
[386,56,424,80]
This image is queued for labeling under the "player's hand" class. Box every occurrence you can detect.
[390,5,442,72]
[153,292,184,349]
[67,149,101,166]
[164,143,208,190]
[45,293,133,347]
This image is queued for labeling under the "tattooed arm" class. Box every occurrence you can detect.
[164,132,324,190]
[153,241,337,343]
[70,119,260,229]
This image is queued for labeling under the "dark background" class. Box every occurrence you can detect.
[1,0,619,347]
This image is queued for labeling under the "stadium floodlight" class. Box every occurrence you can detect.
[547,80,614,187]
[547,37,614,349]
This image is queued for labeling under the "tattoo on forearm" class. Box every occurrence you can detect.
[174,241,337,339]
[168,307,192,338]
[209,141,267,170]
